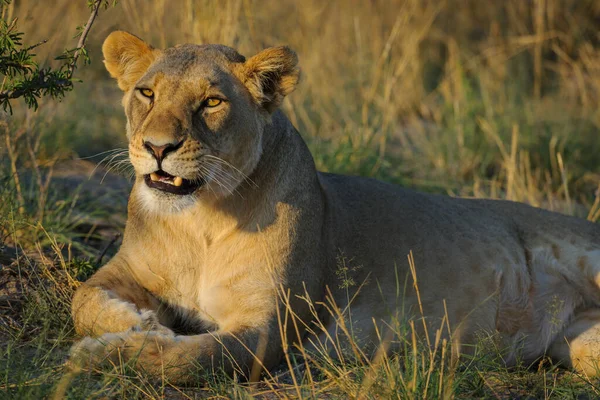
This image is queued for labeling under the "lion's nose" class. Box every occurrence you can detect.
[143,139,184,164]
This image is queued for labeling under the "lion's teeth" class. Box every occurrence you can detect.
[150,173,159,182]
[173,176,183,187]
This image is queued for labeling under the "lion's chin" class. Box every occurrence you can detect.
[136,182,199,214]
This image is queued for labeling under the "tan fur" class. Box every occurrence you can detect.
[71,31,600,383]
[238,46,300,112]
[102,31,161,91]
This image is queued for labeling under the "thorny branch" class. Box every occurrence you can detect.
[0,0,104,107]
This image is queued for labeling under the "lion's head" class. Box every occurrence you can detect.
[102,31,300,213]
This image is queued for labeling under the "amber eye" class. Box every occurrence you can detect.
[140,88,154,98]
[205,98,222,107]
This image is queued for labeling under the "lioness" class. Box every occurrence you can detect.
[72,31,600,382]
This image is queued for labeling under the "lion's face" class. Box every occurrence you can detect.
[102,32,299,213]
[122,45,265,213]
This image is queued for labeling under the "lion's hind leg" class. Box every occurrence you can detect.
[548,308,600,376]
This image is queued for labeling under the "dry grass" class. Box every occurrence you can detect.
[1,0,600,398]
[9,0,600,205]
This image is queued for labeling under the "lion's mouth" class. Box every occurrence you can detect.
[144,170,203,195]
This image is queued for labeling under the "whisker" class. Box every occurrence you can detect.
[112,161,135,178]
[203,163,239,197]
[102,156,129,175]
[202,155,258,189]
[101,153,131,183]
[206,164,245,199]
[79,148,127,160]
[204,156,256,186]
[201,157,254,197]
[90,149,129,178]
[91,151,128,169]
[198,166,218,197]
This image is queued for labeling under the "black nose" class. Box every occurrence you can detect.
[143,139,184,163]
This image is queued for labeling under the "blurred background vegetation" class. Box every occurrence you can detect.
[5,0,600,208]
[1,0,600,397]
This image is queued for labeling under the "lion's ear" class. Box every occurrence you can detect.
[240,46,300,112]
[102,31,160,92]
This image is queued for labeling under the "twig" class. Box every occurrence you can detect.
[67,0,102,79]
[3,123,24,214]
[0,75,70,101]
[96,233,121,264]
[24,39,49,52]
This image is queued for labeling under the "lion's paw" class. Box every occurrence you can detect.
[69,333,127,370]
[137,309,175,336]
[68,331,180,374]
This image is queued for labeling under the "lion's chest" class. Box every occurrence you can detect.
[139,233,279,333]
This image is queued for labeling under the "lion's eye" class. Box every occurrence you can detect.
[205,98,222,107]
[140,88,154,98]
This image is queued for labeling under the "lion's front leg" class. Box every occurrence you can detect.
[72,256,173,337]
[70,327,278,384]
